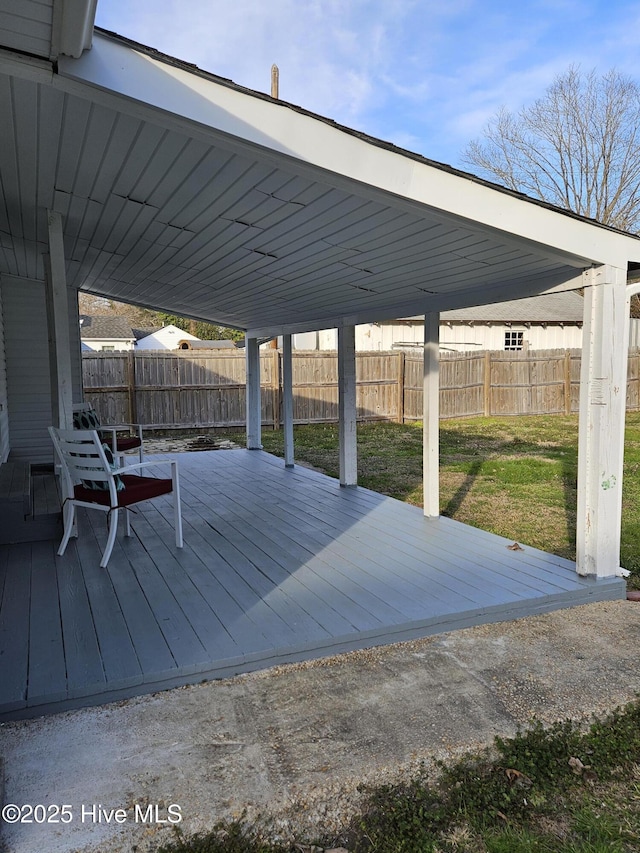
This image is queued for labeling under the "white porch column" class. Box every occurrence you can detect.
[338,324,357,486]
[423,312,440,517]
[245,335,262,449]
[45,210,73,429]
[576,265,629,577]
[283,334,294,467]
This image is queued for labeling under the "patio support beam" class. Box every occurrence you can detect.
[45,210,73,429]
[576,264,629,577]
[246,335,262,449]
[338,324,357,486]
[423,312,440,517]
[283,334,294,467]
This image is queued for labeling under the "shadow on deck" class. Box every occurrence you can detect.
[0,449,625,720]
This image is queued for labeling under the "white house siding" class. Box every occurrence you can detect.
[81,339,135,351]
[294,323,584,352]
[2,276,53,463]
[0,285,10,463]
[0,0,54,59]
[437,323,584,352]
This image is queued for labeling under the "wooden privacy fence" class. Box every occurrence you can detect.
[82,348,640,430]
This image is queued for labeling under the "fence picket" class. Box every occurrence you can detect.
[82,348,640,429]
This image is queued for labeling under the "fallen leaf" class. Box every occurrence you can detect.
[505,767,533,787]
[507,542,524,551]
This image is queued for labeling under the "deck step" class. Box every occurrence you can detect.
[0,462,61,544]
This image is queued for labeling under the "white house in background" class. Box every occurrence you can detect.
[79,315,136,351]
[135,324,199,350]
[292,292,586,352]
[398,292,586,352]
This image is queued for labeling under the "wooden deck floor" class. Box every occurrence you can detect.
[0,449,626,720]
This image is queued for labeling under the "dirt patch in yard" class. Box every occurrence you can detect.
[143,434,241,454]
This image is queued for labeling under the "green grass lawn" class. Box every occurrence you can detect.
[229,412,640,585]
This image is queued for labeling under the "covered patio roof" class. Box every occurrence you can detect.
[1,21,640,337]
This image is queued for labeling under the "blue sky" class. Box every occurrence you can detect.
[95,0,640,168]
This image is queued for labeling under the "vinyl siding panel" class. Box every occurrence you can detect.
[0,0,54,59]
[2,276,52,462]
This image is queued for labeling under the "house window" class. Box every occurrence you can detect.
[504,331,524,351]
[101,345,115,352]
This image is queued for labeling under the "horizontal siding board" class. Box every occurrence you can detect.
[3,277,52,460]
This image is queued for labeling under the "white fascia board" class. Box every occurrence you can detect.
[247,270,587,339]
[57,33,640,269]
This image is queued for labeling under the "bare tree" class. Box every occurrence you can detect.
[463,66,640,233]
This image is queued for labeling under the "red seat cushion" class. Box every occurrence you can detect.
[74,474,172,507]
[113,436,142,452]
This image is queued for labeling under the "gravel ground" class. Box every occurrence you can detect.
[2,599,640,853]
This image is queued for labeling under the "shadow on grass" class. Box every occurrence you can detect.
[441,458,484,518]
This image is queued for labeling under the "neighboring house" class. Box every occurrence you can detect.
[177,339,237,350]
[135,324,199,350]
[292,293,585,352]
[290,292,640,352]
[79,315,136,351]
[374,292,587,352]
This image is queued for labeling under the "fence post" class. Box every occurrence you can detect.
[127,350,137,424]
[483,351,491,416]
[564,349,572,415]
[397,351,405,423]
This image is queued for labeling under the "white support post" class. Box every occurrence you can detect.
[338,324,357,486]
[423,312,440,517]
[283,334,294,467]
[245,335,262,449]
[45,210,73,429]
[576,265,629,577]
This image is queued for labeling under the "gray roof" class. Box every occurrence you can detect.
[79,316,136,340]
[132,326,162,341]
[397,292,584,324]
